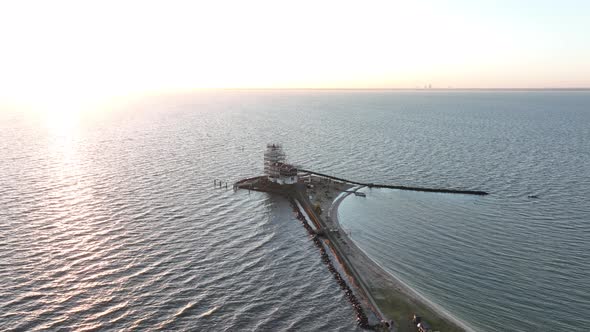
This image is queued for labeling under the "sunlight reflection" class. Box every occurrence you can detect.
[43,102,81,133]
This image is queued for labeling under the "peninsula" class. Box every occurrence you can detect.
[235,144,483,331]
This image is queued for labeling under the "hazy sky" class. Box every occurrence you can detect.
[1,0,589,105]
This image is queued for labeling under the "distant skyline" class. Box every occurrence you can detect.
[1,0,589,109]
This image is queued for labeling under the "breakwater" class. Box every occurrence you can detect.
[290,200,372,329]
[234,171,487,331]
[235,176,387,329]
[300,169,489,196]
[291,186,388,326]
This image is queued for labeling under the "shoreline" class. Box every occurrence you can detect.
[328,186,475,332]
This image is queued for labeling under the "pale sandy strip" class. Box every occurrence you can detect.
[329,187,477,332]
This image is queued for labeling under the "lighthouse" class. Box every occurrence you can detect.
[264,144,298,185]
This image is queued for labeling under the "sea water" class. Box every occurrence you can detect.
[1,90,589,331]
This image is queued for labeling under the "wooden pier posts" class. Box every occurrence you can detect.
[214,179,231,190]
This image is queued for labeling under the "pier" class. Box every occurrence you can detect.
[300,169,489,196]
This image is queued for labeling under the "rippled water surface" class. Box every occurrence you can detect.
[1,90,589,331]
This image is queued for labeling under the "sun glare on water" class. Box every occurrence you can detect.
[45,108,79,135]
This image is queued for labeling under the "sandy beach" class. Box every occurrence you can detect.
[305,175,474,332]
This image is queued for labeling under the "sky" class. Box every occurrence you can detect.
[1,0,589,108]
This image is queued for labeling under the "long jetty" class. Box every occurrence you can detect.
[299,169,489,196]
[234,170,487,330]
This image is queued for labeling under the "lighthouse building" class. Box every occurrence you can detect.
[264,144,298,185]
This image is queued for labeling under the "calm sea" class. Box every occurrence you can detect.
[1,90,589,331]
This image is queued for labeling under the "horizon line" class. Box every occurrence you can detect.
[183,87,590,91]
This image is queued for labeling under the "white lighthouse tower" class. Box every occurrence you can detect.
[264,144,298,185]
